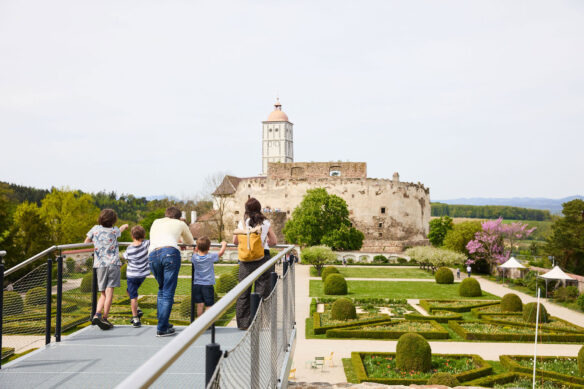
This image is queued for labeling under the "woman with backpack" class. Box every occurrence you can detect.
[233,198,277,330]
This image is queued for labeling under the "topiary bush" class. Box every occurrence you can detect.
[373,255,388,264]
[522,302,549,323]
[216,273,238,294]
[3,291,24,315]
[396,332,432,372]
[459,277,482,297]
[330,298,357,320]
[25,286,46,306]
[427,372,460,386]
[500,293,523,312]
[578,345,584,375]
[66,258,75,273]
[85,257,94,269]
[324,274,347,295]
[435,267,454,284]
[120,263,128,280]
[321,266,340,282]
[80,272,93,293]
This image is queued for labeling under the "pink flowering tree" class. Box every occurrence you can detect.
[466,218,535,271]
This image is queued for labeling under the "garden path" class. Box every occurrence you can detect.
[292,264,584,384]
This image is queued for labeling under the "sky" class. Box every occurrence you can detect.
[1,0,583,201]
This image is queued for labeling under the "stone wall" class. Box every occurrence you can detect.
[220,164,430,253]
[268,162,367,180]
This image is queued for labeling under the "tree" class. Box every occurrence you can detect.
[301,245,337,276]
[466,217,534,271]
[140,209,166,239]
[5,202,52,266]
[547,199,584,275]
[443,221,482,255]
[428,216,453,247]
[39,189,100,244]
[206,172,233,241]
[404,246,466,268]
[283,188,364,250]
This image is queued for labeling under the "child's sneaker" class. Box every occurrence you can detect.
[156,328,176,337]
[137,309,143,318]
[131,318,141,328]
[92,316,111,331]
[103,318,114,329]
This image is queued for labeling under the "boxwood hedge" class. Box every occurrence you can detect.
[313,312,391,335]
[404,311,463,323]
[325,320,449,340]
[448,320,584,343]
[419,299,499,314]
[500,355,584,385]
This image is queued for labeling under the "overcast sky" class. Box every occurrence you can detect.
[1,1,583,201]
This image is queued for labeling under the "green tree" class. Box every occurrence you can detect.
[301,245,337,276]
[283,188,363,250]
[140,209,166,238]
[39,189,100,244]
[442,221,482,255]
[428,216,453,247]
[546,199,584,275]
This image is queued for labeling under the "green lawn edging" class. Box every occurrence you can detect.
[448,320,584,343]
[404,311,463,323]
[350,351,491,384]
[500,355,584,385]
[481,315,584,334]
[313,312,391,335]
[326,320,449,340]
[419,299,499,313]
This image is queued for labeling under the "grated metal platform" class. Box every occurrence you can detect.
[0,325,245,389]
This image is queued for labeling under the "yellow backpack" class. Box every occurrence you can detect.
[234,222,265,262]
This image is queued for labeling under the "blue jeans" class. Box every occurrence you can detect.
[149,247,181,331]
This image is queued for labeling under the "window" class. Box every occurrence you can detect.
[330,170,341,177]
[287,210,290,214]
[378,232,383,238]
[381,207,386,214]
[378,222,383,228]
[275,128,278,132]
[269,129,272,132]
[352,194,355,198]
[235,211,239,215]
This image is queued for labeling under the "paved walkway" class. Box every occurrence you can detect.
[291,265,584,384]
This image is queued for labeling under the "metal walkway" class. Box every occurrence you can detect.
[0,325,245,389]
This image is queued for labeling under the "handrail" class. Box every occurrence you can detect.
[115,244,295,389]
[3,242,200,277]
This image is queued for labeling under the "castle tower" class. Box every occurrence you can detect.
[262,98,294,175]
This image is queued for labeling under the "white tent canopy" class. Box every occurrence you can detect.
[498,257,526,269]
[539,266,575,281]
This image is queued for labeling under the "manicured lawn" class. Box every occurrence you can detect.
[115,278,193,296]
[309,280,500,300]
[310,267,433,279]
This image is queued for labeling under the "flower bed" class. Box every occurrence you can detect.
[313,297,415,318]
[350,352,491,384]
[326,320,449,340]
[313,312,391,335]
[481,314,584,333]
[500,355,584,385]
[405,311,463,323]
[470,304,524,319]
[465,372,584,388]
[449,320,584,342]
[419,299,499,314]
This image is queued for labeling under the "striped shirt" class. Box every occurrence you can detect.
[123,240,151,278]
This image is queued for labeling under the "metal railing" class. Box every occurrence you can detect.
[116,244,296,389]
[1,243,297,387]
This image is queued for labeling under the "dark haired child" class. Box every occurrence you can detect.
[123,225,150,327]
[192,237,227,317]
[85,209,128,330]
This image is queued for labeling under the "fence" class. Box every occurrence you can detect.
[1,244,296,387]
[116,244,296,389]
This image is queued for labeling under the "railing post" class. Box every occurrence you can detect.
[55,255,63,342]
[0,259,4,369]
[45,257,53,345]
[190,262,195,323]
[91,261,98,319]
[270,272,278,387]
[249,292,261,388]
[205,342,222,387]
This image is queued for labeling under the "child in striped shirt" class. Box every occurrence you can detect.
[123,225,150,327]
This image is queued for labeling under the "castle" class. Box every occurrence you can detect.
[212,100,430,253]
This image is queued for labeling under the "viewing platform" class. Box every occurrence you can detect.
[0,325,245,388]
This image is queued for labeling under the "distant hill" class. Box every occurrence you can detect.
[433,196,584,214]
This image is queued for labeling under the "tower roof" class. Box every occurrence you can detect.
[266,98,289,122]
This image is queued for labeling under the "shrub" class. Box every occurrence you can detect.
[230,265,239,279]
[459,277,482,297]
[3,291,24,315]
[80,272,93,293]
[321,266,340,282]
[397,257,407,264]
[427,372,460,386]
[435,267,454,284]
[121,263,128,280]
[302,245,337,276]
[522,302,549,323]
[85,257,94,268]
[25,287,46,306]
[578,294,584,311]
[324,274,348,295]
[500,293,523,312]
[216,273,238,294]
[395,333,432,372]
[579,346,584,375]
[554,286,579,302]
[330,298,357,320]
[66,258,75,273]
[373,255,388,264]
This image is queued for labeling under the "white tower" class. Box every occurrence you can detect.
[262,98,294,175]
